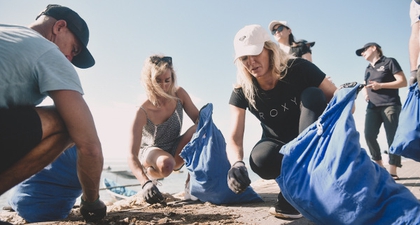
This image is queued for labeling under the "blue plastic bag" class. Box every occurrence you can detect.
[389,83,420,162]
[277,84,420,225]
[180,103,263,205]
[9,146,82,222]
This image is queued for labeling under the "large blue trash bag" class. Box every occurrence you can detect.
[9,146,82,222]
[276,84,420,225]
[389,83,420,162]
[180,103,263,205]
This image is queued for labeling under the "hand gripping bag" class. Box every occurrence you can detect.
[180,103,263,204]
[276,84,420,225]
[389,83,420,162]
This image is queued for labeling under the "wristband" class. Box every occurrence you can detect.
[80,196,100,206]
[232,161,245,167]
[142,180,152,189]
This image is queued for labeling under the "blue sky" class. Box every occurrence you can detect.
[0,1,412,161]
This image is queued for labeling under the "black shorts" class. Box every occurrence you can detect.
[0,107,42,172]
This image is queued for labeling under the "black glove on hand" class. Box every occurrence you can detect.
[409,70,418,86]
[142,180,164,204]
[338,82,365,95]
[227,161,251,194]
[80,197,107,222]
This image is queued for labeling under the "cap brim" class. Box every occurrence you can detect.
[355,48,364,56]
[72,48,95,68]
[234,43,265,62]
[268,21,282,31]
[308,42,315,47]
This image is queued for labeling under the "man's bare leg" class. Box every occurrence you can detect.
[0,106,72,195]
[0,133,72,194]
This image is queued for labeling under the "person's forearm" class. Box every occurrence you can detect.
[409,22,420,71]
[50,91,105,202]
[226,142,244,165]
[128,154,150,185]
[78,145,103,202]
[377,80,407,89]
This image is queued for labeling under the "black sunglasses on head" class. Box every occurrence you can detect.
[271,25,286,35]
[150,56,172,66]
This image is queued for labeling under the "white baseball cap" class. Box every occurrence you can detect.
[268,20,290,32]
[233,24,271,61]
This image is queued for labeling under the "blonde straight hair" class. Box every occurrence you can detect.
[234,41,294,109]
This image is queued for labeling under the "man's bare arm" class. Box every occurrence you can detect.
[49,90,103,202]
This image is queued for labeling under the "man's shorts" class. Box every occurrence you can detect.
[410,0,420,26]
[0,107,42,173]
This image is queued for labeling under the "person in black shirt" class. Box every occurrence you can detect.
[356,42,407,180]
[227,24,336,220]
[268,20,314,62]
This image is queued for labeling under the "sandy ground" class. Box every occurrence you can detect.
[3,158,419,225]
[0,179,315,225]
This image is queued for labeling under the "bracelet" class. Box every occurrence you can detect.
[142,180,152,189]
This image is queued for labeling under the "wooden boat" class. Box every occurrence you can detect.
[103,178,138,200]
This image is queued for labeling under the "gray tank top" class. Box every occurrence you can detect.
[140,100,183,156]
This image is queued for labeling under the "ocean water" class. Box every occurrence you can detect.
[0,157,260,209]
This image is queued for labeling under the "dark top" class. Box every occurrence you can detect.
[229,58,325,143]
[364,56,403,108]
[290,42,312,58]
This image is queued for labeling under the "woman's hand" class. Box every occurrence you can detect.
[366,81,382,91]
[142,180,164,204]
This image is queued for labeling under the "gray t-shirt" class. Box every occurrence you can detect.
[0,24,83,109]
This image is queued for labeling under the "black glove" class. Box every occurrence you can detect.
[142,180,164,204]
[227,161,251,194]
[409,70,417,86]
[80,197,107,222]
[338,82,365,95]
